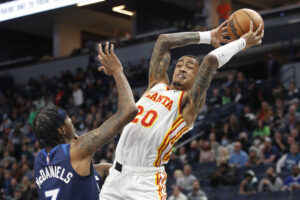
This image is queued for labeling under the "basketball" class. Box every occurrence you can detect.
[227,8,264,40]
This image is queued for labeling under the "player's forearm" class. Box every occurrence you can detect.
[158,32,200,50]
[113,71,138,123]
[76,72,137,156]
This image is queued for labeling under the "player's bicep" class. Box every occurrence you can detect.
[180,91,199,127]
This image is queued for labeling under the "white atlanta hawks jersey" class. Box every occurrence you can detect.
[115,83,191,167]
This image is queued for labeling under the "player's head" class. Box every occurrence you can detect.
[33,105,76,148]
[171,55,200,91]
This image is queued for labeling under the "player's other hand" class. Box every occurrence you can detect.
[211,20,232,48]
[241,21,264,50]
[97,42,123,76]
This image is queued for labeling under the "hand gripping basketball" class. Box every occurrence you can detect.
[241,21,264,50]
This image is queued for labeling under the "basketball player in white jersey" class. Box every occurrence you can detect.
[100,21,264,200]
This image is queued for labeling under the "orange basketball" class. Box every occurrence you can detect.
[227,8,264,40]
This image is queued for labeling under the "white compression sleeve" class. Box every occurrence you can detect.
[208,38,246,68]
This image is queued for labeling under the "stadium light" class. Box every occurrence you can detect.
[0,0,88,22]
[112,5,134,16]
[77,0,106,7]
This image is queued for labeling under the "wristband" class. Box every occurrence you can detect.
[198,31,211,44]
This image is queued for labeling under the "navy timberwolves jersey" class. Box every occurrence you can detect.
[34,144,102,200]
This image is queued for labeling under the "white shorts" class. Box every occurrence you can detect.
[100,163,167,200]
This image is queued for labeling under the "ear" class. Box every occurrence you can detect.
[57,126,65,136]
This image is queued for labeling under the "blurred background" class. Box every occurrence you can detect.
[0,0,300,199]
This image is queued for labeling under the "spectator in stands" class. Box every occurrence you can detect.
[221,87,232,106]
[168,186,187,200]
[217,135,234,157]
[209,133,220,153]
[210,163,236,187]
[187,180,207,200]
[220,122,234,141]
[216,0,231,23]
[249,138,263,155]
[258,167,283,192]
[259,137,279,165]
[236,72,248,92]
[284,105,300,131]
[166,152,184,174]
[226,73,236,89]
[229,141,248,168]
[272,84,287,101]
[287,82,299,104]
[72,82,84,106]
[290,128,300,140]
[199,141,215,163]
[228,114,240,137]
[257,101,274,122]
[208,88,221,107]
[246,147,260,167]
[187,140,200,164]
[282,165,300,191]
[216,147,230,166]
[241,105,256,131]
[276,144,300,173]
[177,164,197,192]
[239,132,251,153]
[253,119,271,138]
[239,170,258,194]
[287,135,297,149]
[178,147,187,164]
[174,169,184,185]
[273,130,287,153]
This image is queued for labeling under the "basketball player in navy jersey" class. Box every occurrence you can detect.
[33,42,138,200]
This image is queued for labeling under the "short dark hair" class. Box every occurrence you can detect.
[178,55,201,66]
[33,105,67,148]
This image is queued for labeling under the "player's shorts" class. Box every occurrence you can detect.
[100,162,167,200]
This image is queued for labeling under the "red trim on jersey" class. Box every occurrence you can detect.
[178,91,184,115]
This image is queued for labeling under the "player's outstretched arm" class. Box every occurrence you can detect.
[148,21,229,89]
[181,22,264,127]
[70,42,138,176]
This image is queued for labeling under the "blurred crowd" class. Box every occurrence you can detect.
[0,54,299,200]
[165,72,300,199]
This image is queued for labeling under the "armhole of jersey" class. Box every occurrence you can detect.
[178,91,185,116]
[64,143,94,178]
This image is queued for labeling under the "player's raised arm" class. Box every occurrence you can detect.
[181,22,264,127]
[70,42,138,175]
[148,21,229,89]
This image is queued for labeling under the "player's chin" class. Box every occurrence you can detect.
[172,80,185,90]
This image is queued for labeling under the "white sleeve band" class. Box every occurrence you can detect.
[208,38,246,69]
[198,31,211,44]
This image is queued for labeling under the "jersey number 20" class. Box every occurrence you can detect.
[132,105,158,127]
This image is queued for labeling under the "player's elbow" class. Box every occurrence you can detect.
[203,54,218,70]
[157,34,170,48]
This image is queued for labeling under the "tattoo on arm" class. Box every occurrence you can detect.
[76,72,137,157]
[188,55,218,113]
[149,32,200,88]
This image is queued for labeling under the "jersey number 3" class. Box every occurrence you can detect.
[45,188,60,200]
[132,105,158,128]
